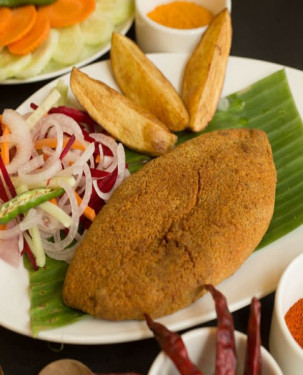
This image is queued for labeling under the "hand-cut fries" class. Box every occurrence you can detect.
[182,8,232,132]
[70,67,177,156]
[110,32,189,132]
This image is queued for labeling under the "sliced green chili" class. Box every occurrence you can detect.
[0,187,64,224]
[0,0,55,6]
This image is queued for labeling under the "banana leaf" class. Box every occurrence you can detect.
[25,68,303,335]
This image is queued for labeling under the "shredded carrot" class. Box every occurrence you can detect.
[1,124,10,166]
[8,10,50,56]
[74,191,96,221]
[95,154,100,164]
[49,198,58,206]
[38,0,96,28]
[35,137,86,151]
[0,5,37,47]
[0,224,7,230]
[0,7,12,34]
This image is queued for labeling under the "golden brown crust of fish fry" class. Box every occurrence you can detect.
[63,128,276,320]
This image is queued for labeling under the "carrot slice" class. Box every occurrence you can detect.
[74,191,96,221]
[8,10,50,56]
[0,7,12,34]
[35,137,86,151]
[0,115,10,166]
[49,198,58,206]
[38,0,96,28]
[1,124,10,166]
[0,5,37,47]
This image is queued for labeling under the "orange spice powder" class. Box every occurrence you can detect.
[285,298,303,348]
[147,1,213,29]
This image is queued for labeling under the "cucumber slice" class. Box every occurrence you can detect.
[80,11,114,46]
[52,24,84,65]
[97,0,134,26]
[78,44,101,61]
[0,48,32,81]
[15,30,59,79]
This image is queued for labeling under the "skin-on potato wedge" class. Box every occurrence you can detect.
[110,32,189,132]
[182,8,232,132]
[70,67,177,156]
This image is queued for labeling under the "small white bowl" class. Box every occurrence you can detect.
[135,0,232,53]
[269,252,303,375]
[148,327,282,375]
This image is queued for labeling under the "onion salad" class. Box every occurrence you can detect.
[0,88,130,269]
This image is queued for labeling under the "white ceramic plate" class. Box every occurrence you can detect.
[1,18,133,85]
[1,55,303,345]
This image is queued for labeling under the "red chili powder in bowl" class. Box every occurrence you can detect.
[285,298,303,348]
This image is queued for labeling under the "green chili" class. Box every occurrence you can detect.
[0,187,64,224]
[0,0,56,7]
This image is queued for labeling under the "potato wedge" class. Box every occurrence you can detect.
[70,67,177,156]
[182,8,232,132]
[110,32,189,132]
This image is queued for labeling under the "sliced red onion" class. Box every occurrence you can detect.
[0,104,130,267]
[77,163,92,217]
[1,109,33,174]
[19,154,44,173]
[58,142,95,177]
[32,113,83,140]
[0,220,22,267]
[90,132,118,152]
[19,209,43,232]
[18,157,62,185]
[111,143,126,191]
[38,210,63,233]
[43,179,79,259]
[49,106,96,131]
[92,143,127,201]
[45,231,85,262]
[0,223,22,240]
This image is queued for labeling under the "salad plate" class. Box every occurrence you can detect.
[0,54,303,344]
[0,17,133,85]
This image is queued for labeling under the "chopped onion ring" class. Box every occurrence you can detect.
[0,107,130,267]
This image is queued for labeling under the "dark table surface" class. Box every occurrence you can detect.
[0,0,303,373]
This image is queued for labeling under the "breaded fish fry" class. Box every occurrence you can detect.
[63,128,276,320]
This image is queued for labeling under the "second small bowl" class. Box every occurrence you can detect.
[135,0,232,53]
[269,252,303,375]
[148,327,282,375]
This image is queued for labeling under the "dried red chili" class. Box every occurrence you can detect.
[204,284,237,375]
[144,313,204,375]
[145,285,262,375]
[244,297,262,375]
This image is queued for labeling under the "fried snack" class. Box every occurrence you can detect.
[182,8,232,132]
[63,128,276,320]
[70,67,177,156]
[110,32,189,132]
